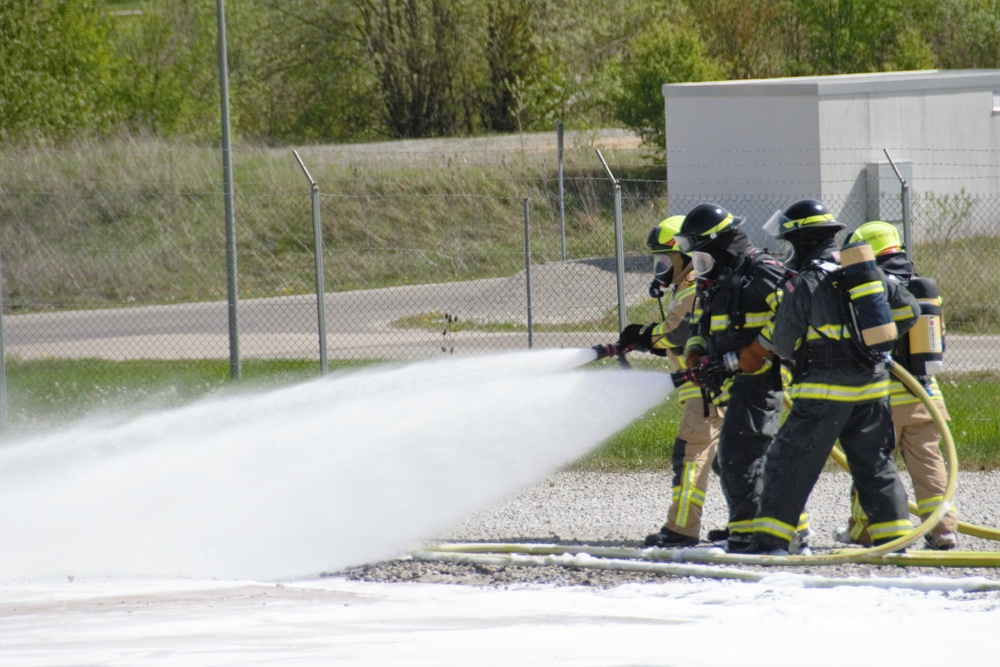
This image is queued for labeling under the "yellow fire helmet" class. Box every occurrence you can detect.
[646,215,687,254]
[849,221,904,256]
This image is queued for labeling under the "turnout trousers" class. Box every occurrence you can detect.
[756,397,911,547]
[847,396,957,544]
[715,372,782,542]
[662,397,724,538]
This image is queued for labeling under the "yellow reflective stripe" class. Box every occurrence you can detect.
[676,284,697,301]
[788,380,892,402]
[806,324,850,340]
[685,336,706,352]
[888,377,942,406]
[849,281,883,299]
[704,213,734,235]
[744,311,772,328]
[766,290,782,311]
[796,513,810,532]
[674,463,706,528]
[916,496,944,515]
[676,384,702,403]
[709,311,771,332]
[891,305,914,322]
[868,519,913,541]
[728,519,756,535]
[709,314,729,331]
[784,213,834,229]
[755,516,796,541]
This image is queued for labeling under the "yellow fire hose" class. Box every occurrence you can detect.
[416,358,1000,578]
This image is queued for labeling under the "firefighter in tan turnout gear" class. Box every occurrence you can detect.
[835,221,959,550]
[617,216,724,547]
[736,199,919,554]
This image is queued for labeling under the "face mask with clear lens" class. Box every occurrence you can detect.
[691,251,715,277]
[652,255,674,284]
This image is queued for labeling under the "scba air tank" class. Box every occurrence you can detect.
[839,241,897,353]
[905,276,945,375]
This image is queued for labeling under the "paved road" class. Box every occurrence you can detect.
[3,262,999,370]
[1,262,650,361]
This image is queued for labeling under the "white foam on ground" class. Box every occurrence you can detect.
[0,349,673,582]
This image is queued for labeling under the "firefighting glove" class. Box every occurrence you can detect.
[738,339,771,373]
[618,323,653,352]
[648,277,666,299]
[683,348,705,387]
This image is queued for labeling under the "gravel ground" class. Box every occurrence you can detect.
[337,469,1000,588]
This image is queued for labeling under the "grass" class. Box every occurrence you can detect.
[3,357,998,470]
[573,359,1000,471]
[1,358,368,436]
[0,133,665,312]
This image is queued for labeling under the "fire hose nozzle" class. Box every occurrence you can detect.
[670,351,740,389]
[591,342,620,361]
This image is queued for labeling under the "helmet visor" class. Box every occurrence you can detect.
[674,232,699,253]
[691,251,715,277]
[762,210,787,238]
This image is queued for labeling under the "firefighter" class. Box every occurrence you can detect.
[736,199,919,554]
[617,216,725,548]
[835,221,958,550]
[655,203,791,552]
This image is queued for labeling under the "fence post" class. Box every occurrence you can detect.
[216,0,240,379]
[883,148,912,259]
[596,150,628,332]
[523,198,534,349]
[557,121,566,261]
[294,151,329,375]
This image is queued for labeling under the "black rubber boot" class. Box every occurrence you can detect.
[727,534,789,555]
[707,527,730,542]
[644,528,699,548]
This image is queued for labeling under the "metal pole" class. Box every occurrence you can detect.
[216,0,240,379]
[557,121,566,261]
[883,148,912,260]
[0,249,7,433]
[596,150,628,331]
[523,198,534,349]
[901,181,912,259]
[294,150,328,375]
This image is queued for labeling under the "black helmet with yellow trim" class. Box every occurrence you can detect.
[763,198,845,240]
[675,203,745,253]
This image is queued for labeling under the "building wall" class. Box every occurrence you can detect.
[663,71,1000,241]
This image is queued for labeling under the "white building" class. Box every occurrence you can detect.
[662,70,1000,242]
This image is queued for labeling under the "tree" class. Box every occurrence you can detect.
[111,0,220,139]
[0,0,121,142]
[688,0,791,79]
[613,21,724,150]
[358,0,482,138]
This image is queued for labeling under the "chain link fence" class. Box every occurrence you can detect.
[1,134,999,433]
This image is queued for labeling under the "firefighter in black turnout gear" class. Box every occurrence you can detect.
[672,203,788,552]
[737,199,919,554]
